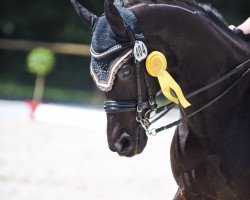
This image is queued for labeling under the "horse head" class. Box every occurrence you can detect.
[71,0,250,158]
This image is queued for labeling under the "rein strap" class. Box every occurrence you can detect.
[151,59,250,135]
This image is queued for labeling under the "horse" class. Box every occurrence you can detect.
[70,0,250,199]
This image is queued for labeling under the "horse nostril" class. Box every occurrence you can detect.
[115,132,134,155]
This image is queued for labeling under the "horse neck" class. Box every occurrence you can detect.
[135,4,249,85]
[171,14,250,94]
[134,3,250,138]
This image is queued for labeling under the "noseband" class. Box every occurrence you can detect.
[94,14,250,136]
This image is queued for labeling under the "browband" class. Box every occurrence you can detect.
[90,44,130,59]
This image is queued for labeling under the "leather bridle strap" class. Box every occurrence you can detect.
[103,23,151,115]
[149,59,250,125]
[104,59,250,135]
[185,59,250,99]
[135,61,143,114]
[151,60,250,135]
[103,100,137,113]
[142,65,156,110]
[100,4,250,135]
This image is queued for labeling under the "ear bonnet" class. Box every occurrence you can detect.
[90,4,144,91]
[71,0,191,108]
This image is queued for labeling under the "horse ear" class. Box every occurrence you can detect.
[70,0,98,29]
[104,0,127,39]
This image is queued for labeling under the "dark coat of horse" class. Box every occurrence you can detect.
[70,0,250,199]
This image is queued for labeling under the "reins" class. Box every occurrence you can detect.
[150,59,250,135]
[104,56,250,136]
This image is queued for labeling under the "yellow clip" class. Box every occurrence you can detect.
[146,51,191,108]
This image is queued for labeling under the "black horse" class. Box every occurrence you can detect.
[70,0,250,199]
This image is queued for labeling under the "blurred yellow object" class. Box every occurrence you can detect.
[146,51,191,108]
[27,47,55,76]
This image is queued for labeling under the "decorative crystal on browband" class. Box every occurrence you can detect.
[90,44,129,59]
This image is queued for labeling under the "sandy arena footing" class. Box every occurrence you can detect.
[0,100,178,200]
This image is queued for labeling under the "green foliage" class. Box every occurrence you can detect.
[27,48,55,76]
[0,0,249,103]
[0,0,104,43]
[0,0,248,42]
[0,81,104,105]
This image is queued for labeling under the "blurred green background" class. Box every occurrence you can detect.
[0,0,249,105]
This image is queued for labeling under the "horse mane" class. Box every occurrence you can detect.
[117,0,226,24]
[115,0,250,42]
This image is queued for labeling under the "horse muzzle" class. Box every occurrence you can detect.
[108,126,148,157]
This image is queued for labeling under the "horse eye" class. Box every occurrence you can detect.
[118,64,132,80]
[123,70,130,76]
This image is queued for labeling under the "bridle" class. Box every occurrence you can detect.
[103,54,250,136]
[101,20,161,135]
[96,15,250,136]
